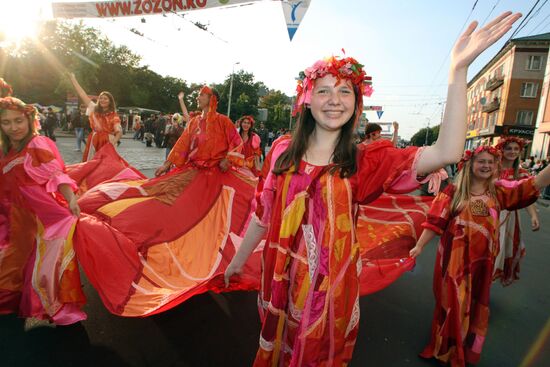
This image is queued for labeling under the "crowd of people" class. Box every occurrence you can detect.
[2,10,550,367]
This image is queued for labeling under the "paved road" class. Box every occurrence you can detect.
[1,135,549,367]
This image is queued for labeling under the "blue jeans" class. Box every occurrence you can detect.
[75,128,85,151]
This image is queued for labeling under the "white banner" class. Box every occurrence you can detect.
[52,0,256,19]
[281,0,310,40]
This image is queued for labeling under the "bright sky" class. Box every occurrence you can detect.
[1,0,546,138]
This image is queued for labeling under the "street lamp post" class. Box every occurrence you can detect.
[227,61,240,117]
[424,118,430,146]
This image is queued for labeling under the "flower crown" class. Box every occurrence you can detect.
[457,145,501,171]
[495,136,530,151]
[0,79,41,130]
[236,115,255,127]
[293,55,373,117]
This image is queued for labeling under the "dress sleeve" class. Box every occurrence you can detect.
[0,200,8,248]
[111,113,122,133]
[222,116,244,165]
[251,134,262,157]
[23,136,77,193]
[495,177,540,211]
[167,118,196,167]
[86,101,96,116]
[253,136,290,227]
[421,185,454,235]
[354,140,421,204]
[518,168,531,179]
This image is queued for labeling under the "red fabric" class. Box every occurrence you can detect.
[67,143,145,194]
[357,194,433,295]
[82,111,121,162]
[167,113,242,169]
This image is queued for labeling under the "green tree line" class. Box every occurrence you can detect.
[0,21,292,131]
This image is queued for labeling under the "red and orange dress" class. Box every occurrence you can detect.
[252,137,428,366]
[493,167,531,286]
[72,111,262,317]
[82,101,122,162]
[419,178,539,367]
[0,136,86,324]
[242,132,262,176]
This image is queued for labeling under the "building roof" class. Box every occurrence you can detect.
[512,32,550,42]
[467,32,550,87]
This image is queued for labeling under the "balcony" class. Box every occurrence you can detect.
[485,76,504,91]
[482,98,500,113]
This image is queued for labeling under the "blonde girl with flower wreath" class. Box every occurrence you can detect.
[224,12,522,366]
[493,136,540,286]
[410,146,550,367]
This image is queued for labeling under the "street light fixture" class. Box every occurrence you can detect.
[227,61,240,117]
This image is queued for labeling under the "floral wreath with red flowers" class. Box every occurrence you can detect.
[495,135,530,151]
[293,53,373,118]
[0,79,41,130]
[236,115,255,128]
[457,145,501,171]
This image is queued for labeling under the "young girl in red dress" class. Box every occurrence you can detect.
[225,12,522,367]
[410,146,550,367]
[236,115,262,176]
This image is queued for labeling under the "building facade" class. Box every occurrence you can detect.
[466,33,550,154]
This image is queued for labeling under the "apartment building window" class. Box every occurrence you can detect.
[526,55,543,71]
[520,82,538,98]
[517,110,534,125]
[488,111,498,127]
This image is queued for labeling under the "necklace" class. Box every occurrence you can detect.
[470,198,489,216]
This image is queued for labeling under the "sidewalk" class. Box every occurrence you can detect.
[53,129,136,139]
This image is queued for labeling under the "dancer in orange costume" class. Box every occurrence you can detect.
[68,73,122,162]
[72,86,260,317]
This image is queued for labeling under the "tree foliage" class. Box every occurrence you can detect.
[0,21,291,124]
[410,124,440,146]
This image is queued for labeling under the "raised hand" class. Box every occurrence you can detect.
[178,91,185,100]
[450,11,522,70]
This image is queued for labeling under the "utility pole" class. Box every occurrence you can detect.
[227,61,240,117]
[424,118,430,146]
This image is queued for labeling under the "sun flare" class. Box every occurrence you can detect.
[0,2,42,46]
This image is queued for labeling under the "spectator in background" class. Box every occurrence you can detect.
[163,113,185,159]
[132,115,142,140]
[121,115,128,135]
[71,105,87,152]
[155,114,167,148]
[44,107,57,141]
[257,122,268,160]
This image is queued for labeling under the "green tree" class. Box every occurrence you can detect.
[258,90,292,131]
[410,124,440,146]
[214,71,264,121]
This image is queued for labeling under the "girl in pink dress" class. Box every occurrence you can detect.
[0,79,86,325]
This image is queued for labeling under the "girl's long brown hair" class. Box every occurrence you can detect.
[94,91,117,113]
[273,85,360,178]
